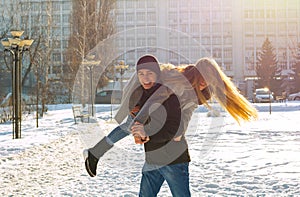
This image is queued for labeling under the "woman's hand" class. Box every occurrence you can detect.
[173,135,182,141]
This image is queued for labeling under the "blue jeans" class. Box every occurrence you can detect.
[139,162,191,197]
[107,115,133,144]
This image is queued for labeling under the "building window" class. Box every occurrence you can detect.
[277,10,286,18]
[279,23,287,33]
[225,63,232,71]
[147,26,156,34]
[169,37,177,46]
[137,38,145,47]
[224,49,232,59]
[137,0,145,9]
[136,28,146,35]
[53,40,61,48]
[224,11,231,20]
[147,1,156,8]
[52,53,61,62]
[191,24,200,33]
[128,38,135,47]
[245,23,253,33]
[63,14,69,23]
[62,40,68,48]
[63,27,69,36]
[223,23,232,34]
[288,10,297,18]
[168,12,177,23]
[212,48,221,58]
[147,12,156,22]
[202,24,210,33]
[256,23,264,32]
[287,1,297,9]
[126,1,134,8]
[62,1,71,10]
[212,23,221,33]
[117,13,124,22]
[244,10,253,18]
[244,0,253,8]
[224,36,232,45]
[180,24,188,33]
[266,9,275,18]
[201,0,210,8]
[180,37,189,45]
[137,12,146,21]
[52,2,61,11]
[202,36,210,45]
[191,0,200,8]
[169,0,177,8]
[42,15,48,24]
[52,65,61,75]
[31,2,40,11]
[52,27,60,37]
[41,2,48,11]
[255,10,264,18]
[127,13,134,22]
[148,38,156,46]
[21,16,29,25]
[53,15,60,25]
[267,22,275,32]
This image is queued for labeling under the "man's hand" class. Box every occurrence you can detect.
[134,135,150,144]
[131,122,149,144]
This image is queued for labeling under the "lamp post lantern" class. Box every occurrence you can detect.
[115,60,128,90]
[1,30,34,139]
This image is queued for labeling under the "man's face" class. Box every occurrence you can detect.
[137,69,157,89]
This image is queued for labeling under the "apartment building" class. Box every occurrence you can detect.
[1,0,300,99]
[0,0,72,98]
[115,0,300,97]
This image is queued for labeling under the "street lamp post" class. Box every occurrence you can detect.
[87,65,94,116]
[268,88,272,115]
[1,30,34,139]
[83,56,100,117]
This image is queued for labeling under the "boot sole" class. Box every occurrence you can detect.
[83,149,89,160]
[83,150,96,177]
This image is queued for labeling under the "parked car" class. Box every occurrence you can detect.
[95,90,123,104]
[288,92,300,101]
[1,92,35,106]
[253,88,274,103]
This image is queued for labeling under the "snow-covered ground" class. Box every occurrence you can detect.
[0,102,299,196]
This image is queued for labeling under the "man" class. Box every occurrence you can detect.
[84,55,191,196]
[131,55,191,197]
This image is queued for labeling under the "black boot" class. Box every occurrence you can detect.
[83,137,113,177]
[83,150,99,177]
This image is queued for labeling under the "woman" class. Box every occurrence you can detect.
[84,56,258,177]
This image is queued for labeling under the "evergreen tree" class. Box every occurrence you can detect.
[255,37,278,91]
[292,43,300,93]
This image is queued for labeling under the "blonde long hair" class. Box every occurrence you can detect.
[160,58,258,124]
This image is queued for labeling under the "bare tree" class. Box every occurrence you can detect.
[64,0,116,105]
